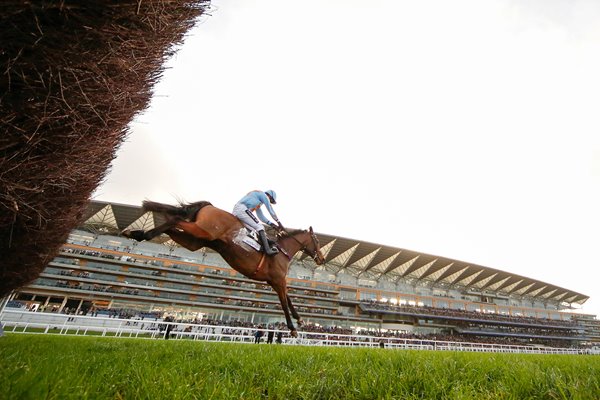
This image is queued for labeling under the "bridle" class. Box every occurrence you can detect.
[281,229,322,263]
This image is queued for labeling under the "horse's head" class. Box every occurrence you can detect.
[278,226,326,265]
[302,226,325,265]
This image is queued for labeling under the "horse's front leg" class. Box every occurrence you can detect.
[286,295,303,326]
[272,283,297,337]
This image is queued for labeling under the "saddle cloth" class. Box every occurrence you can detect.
[241,229,261,251]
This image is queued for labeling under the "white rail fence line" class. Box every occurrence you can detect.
[1,309,596,355]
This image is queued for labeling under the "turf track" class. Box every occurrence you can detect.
[1,334,598,399]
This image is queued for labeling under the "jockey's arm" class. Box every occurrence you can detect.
[257,205,284,231]
[259,192,279,222]
[255,208,275,225]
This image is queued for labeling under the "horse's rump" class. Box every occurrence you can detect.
[143,200,241,241]
[194,204,242,240]
[142,200,212,220]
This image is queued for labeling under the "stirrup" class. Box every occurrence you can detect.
[266,249,278,256]
[258,230,278,255]
[264,244,279,256]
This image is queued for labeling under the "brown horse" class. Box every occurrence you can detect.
[121,200,325,336]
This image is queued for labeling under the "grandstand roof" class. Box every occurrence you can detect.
[81,200,589,307]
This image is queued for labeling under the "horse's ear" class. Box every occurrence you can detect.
[309,226,313,233]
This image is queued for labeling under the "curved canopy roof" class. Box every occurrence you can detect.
[81,200,589,307]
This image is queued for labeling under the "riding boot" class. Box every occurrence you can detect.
[258,230,278,256]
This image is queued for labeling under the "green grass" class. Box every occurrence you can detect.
[1,334,599,399]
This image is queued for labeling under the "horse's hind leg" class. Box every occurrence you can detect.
[286,295,303,326]
[121,229,146,242]
[122,218,179,242]
[165,228,208,252]
[174,221,215,241]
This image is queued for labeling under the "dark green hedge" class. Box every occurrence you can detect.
[0,0,210,296]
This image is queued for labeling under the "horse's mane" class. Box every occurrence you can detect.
[281,228,307,237]
[276,229,307,248]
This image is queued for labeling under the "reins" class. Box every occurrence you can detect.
[278,229,320,262]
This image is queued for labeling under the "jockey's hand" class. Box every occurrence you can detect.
[276,220,285,232]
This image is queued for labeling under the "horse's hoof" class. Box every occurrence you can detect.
[297,319,304,326]
[122,230,145,242]
[290,330,298,338]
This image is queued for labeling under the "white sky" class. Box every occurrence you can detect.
[95,0,600,317]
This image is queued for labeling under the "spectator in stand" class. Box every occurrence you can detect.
[267,329,274,344]
[164,315,175,340]
[254,327,264,343]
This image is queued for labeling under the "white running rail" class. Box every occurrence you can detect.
[1,309,597,355]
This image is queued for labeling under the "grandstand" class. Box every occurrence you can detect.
[2,200,598,349]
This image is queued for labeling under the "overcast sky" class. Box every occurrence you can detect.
[95,0,600,316]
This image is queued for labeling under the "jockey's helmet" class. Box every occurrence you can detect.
[265,190,277,204]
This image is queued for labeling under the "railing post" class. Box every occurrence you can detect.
[61,316,68,335]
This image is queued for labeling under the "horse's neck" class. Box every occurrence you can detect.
[279,234,305,255]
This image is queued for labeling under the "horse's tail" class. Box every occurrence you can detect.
[142,200,212,221]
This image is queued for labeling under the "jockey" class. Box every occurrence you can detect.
[232,190,285,256]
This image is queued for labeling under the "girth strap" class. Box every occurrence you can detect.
[251,253,267,278]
